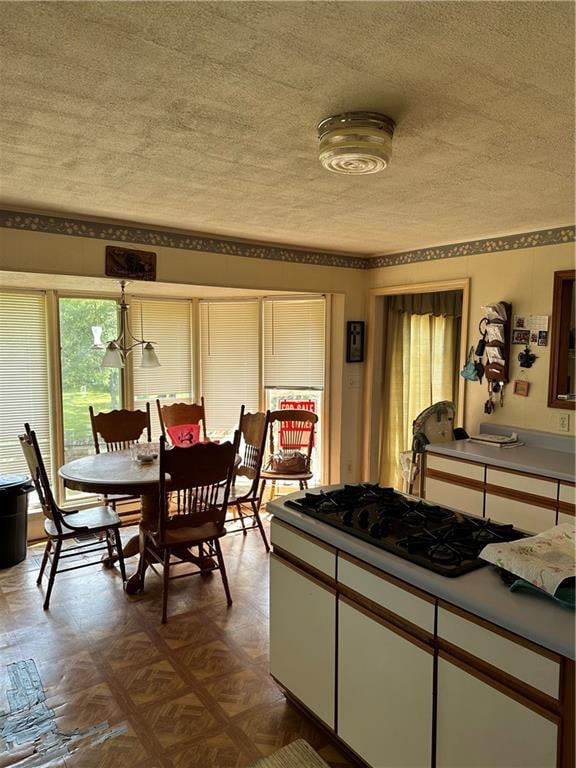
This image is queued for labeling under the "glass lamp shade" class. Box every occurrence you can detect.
[317,112,395,175]
[101,342,124,368]
[91,326,105,349]
[141,343,161,368]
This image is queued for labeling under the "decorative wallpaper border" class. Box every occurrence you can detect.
[370,226,576,268]
[0,210,363,270]
[0,210,573,271]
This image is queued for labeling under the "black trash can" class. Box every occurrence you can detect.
[0,474,33,568]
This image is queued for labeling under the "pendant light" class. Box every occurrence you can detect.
[91,281,160,368]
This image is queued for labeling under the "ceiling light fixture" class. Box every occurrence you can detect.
[318,111,396,175]
[91,280,161,368]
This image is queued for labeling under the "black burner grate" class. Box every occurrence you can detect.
[284,484,526,577]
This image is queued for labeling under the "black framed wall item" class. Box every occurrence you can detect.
[105,245,157,281]
[346,321,365,362]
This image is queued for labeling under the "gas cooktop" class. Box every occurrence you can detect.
[284,484,526,577]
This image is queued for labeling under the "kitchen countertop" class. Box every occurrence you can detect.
[425,439,575,482]
[426,422,576,483]
[269,490,575,660]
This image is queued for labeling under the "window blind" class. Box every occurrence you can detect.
[131,298,193,439]
[0,291,51,477]
[199,301,259,435]
[263,298,326,389]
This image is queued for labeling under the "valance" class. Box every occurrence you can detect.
[387,290,462,318]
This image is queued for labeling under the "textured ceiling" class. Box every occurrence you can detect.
[0,1,574,257]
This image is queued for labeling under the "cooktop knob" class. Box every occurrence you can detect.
[341,509,354,526]
[369,521,382,538]
[358,508,370,528]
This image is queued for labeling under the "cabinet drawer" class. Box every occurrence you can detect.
[437,606,560,699]
[486,468,558,500]
[425,478,484,517]
[559,482,575,506]
[427,454,484,481]
[338,555,435,634]
[271,519,336,578]
[485,493,557,533]
[424,477,484,517]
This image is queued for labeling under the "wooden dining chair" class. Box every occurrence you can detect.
[224,406,271,551]
[89,404,152,453]
[89,403,152,517]
[137,431,239,623]
[156,398,207,445]
[259,408,318,506]
[19,423,126,609]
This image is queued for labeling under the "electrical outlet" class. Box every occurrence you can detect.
[559,414,570,433]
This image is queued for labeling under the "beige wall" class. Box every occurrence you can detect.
[1,226,574,487]
[0,226,369,482]
[368,242,576,438]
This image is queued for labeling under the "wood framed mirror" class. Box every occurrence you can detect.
[548,269,575,409]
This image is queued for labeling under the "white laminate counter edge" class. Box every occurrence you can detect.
[269,496,575,660]
[425,439,575,482]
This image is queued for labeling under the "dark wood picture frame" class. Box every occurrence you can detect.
[105,246,157,281]
[346,321,365,363]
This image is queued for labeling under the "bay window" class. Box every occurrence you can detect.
[0,287,327,521]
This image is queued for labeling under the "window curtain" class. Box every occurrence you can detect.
[379,292,461,489]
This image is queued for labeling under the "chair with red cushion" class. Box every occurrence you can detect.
[156,398,207,445]
[166,423,201,446]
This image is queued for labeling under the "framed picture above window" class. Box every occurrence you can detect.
[346,321,365,363]
[105,246,156,281]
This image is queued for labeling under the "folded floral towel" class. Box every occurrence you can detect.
[480,523,575,597]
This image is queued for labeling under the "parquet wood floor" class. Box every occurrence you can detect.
[0,515,357,768]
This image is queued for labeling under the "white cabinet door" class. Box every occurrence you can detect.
[338,599,433,768]
[436,656,558,768]
[269,554,335,728]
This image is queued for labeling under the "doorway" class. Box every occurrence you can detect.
[363,280,470,487]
